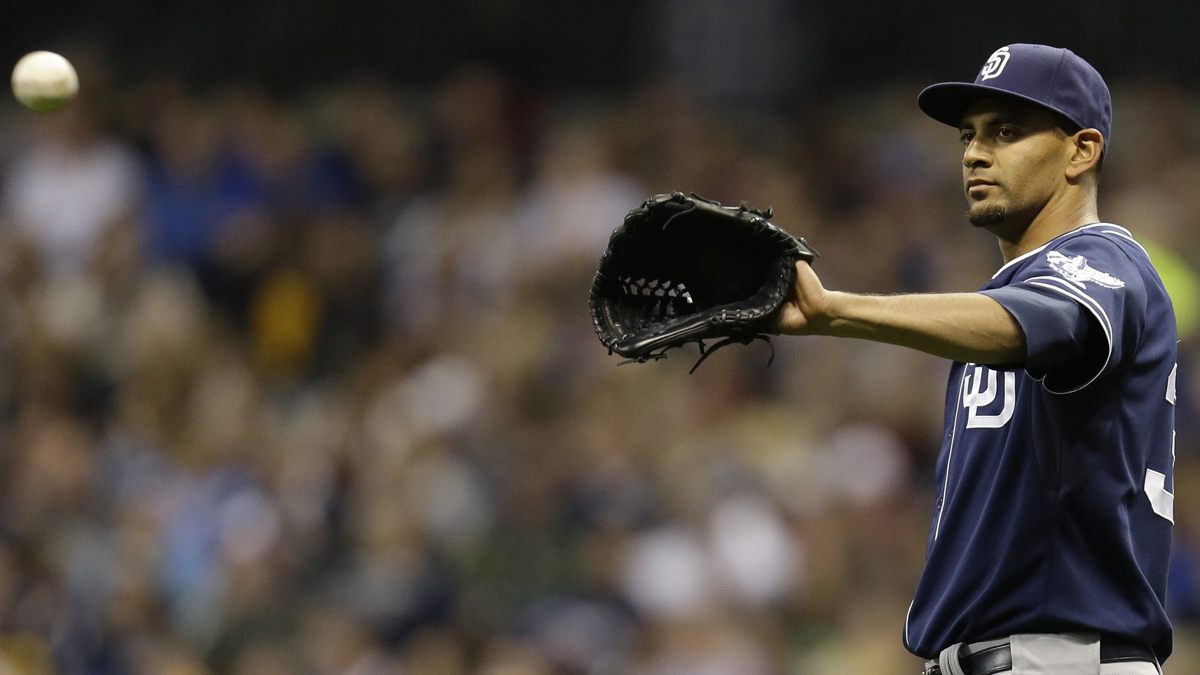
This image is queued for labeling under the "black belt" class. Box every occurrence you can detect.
[922,636,1156,675]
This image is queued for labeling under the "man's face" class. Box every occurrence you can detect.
[958,97,1074,229]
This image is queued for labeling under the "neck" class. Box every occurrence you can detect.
[990,188,1099,263]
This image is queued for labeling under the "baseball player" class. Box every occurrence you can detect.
[779,44,1174,674]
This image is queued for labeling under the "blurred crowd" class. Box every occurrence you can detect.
[4,52,1200,675]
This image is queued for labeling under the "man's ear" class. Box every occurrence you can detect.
[1065,129,1104,181]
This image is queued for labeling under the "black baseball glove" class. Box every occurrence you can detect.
[589,192,817,372]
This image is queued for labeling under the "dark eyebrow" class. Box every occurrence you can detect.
[991,114,1025,126]
[959,113,1026,132]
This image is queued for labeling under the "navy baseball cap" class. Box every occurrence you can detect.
[918,44,1112,154]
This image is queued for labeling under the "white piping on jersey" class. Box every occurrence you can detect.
[1026,276,1114,342]
[1027,276,1115,394]
[1100,228,1152,261]
[904,599,914,650]
[990,222,1134,279]
[934,369,969,541]
[992,243,1051,279]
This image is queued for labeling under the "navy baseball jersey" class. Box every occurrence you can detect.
[904,223,1177,661]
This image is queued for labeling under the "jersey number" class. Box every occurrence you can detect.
[1145,364,1177,523]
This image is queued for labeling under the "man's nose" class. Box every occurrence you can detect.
[963,138,992,169]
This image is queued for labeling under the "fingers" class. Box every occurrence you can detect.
[777,301,803,335]
[781,259,831,336]
[779,262,812,335]
[794,260,823,295]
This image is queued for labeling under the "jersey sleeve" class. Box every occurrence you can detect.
[979,233,1148,394]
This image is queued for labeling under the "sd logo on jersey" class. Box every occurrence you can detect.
[963,365,1016,429]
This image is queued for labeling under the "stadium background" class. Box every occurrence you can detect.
[2,2,1200,673]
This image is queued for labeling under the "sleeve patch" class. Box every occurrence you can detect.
[1047,250,1125,289]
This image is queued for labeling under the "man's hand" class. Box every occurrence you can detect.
[778,261,837,335]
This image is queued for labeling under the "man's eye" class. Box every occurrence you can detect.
[960,133,974,144]
[997,127,1015,138]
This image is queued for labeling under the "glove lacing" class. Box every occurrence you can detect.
[616,334,776,374]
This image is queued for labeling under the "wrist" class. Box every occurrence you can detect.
[809,290,849,336]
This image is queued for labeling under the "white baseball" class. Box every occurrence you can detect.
[11,51,79,114]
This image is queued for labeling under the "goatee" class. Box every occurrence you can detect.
[968,203,1009,227]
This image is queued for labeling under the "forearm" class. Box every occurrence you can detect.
[817,291,1026,365]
